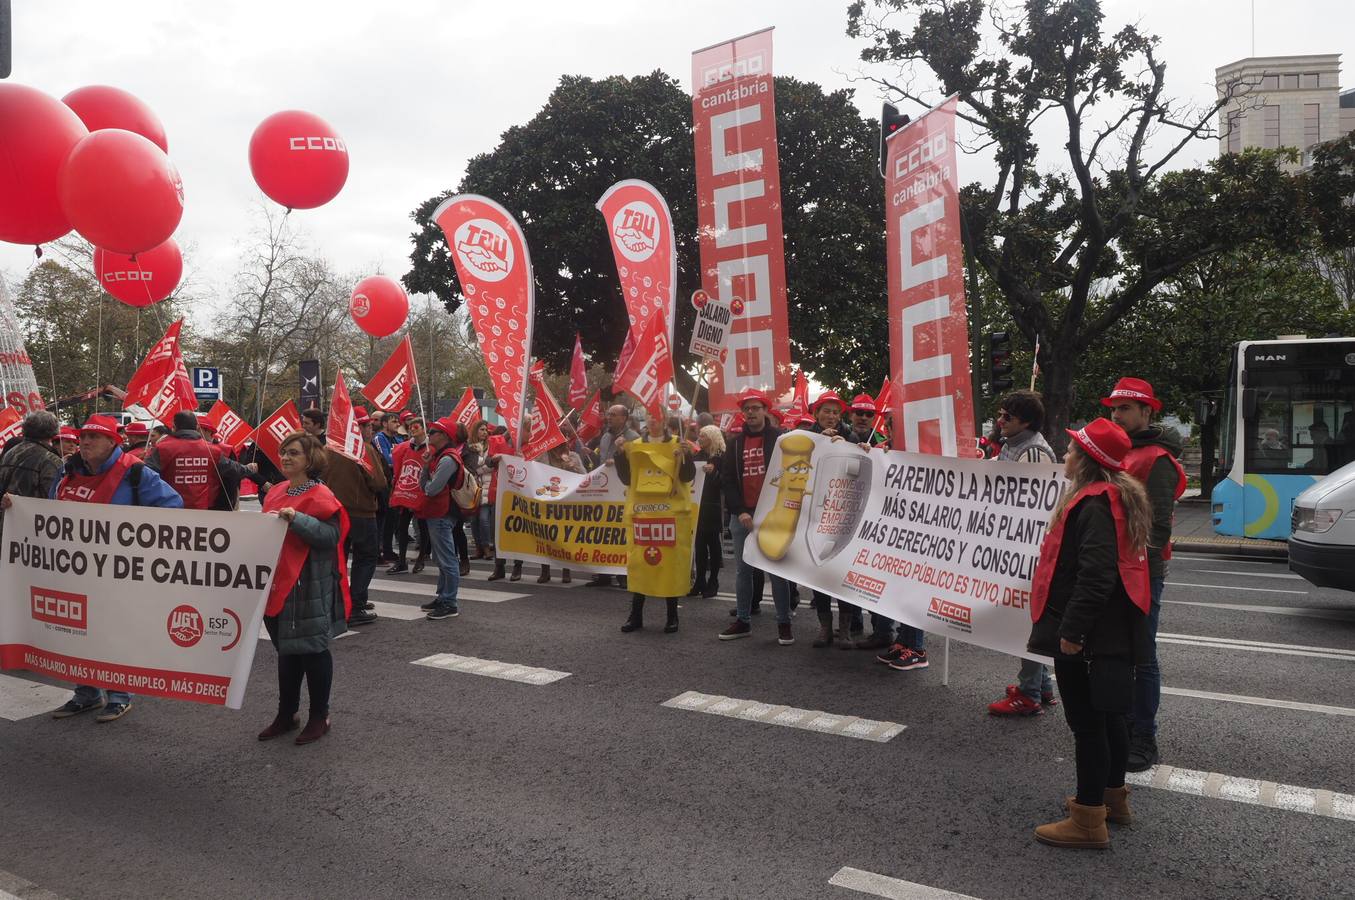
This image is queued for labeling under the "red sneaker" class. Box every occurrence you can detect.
[988,692,1044,716]
[1042,691,1059,708]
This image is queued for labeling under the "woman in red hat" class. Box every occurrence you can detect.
[1028,418,1152,849]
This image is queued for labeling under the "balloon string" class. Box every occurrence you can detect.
[94,293,105,413]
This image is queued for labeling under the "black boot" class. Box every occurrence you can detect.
[509,560,523,582]
[664,598,679,633]
[487,559,506,581]
[621,594,645,633]
[701,571,720,599]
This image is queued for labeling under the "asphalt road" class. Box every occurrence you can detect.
[2,549,1354,900]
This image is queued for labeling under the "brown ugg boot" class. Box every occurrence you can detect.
[1065,785,1132,825]
[1035,800,1110,849]
[836,608,854,649]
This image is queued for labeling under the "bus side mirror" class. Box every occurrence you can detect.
[1242,388,1258,419]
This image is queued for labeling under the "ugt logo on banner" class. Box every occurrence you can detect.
[453,219,514,281]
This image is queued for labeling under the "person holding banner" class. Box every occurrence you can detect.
[586,406,639,589]
[808,391,863,649]
[466,420,493,560]
[386,416,430,575]
[690,425,725,599]
[538,440,585,584]
[483,424,524,582]
[258,432,349,746]
[1028,418,1152,850]
[0,411,62,547]
[421,417,466,620]
[44,414,183,723]
[614,415,696,634]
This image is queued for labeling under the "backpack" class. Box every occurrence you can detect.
[451,464,480,510]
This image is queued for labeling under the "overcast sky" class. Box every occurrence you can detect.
[3,0,1353,321]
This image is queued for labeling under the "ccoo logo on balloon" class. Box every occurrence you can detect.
[453,218,514,282]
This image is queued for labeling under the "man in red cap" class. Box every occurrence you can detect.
[807,390,865,647]
[718,388,795,645]
[123,421,151,459]
[57,426,80,458]
[846,393,887,447]
[44,414,182,723]
[1103,377,1185,772]
[144,411,234,512]
[421,417,466,620]
[584,404,639,588]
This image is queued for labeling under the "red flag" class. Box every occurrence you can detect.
[253,401,302,470]
[450,387,480,429]
[787,368,810,418]
[124,320,184,402]
[872,377,895,437]
[140,356,197,422]
[364,335,417,412]
[612,326,637,390]
[326,372,370,470]
[0,407,21,446]
[520,366,567,461]
[432,195,535,446]
[576,390,603,443]
[615,309,674,417]
[568,333,588,410]
[202,400,252,450]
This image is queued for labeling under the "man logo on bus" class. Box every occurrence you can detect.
[612,201,660,262]
[453,218,513,283]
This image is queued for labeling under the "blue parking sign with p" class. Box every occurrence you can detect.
[192,367,221,403]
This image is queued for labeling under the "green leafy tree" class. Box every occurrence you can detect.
[405,71,889,394]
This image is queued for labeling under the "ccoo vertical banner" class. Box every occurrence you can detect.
[884,96,976,458]
[691,27,792,413]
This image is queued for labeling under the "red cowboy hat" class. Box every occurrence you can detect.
[849,393,877,413]
[427,417,458,438]
[1066,419,1131,471]
[734,388,773,410]
[124,422,150,437]
[79,414,121,442]
[59,426,80,442]
[811,390,847,413]
[1101,377,1162,412]
[354,406,371,425]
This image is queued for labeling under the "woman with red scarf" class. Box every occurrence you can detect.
[1027,418,1152,849]
[258,433,350,746]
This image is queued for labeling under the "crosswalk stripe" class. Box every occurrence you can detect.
[412,653,570,685]
[368,578,526,603]
[0,673,73,721]
[1126,764,1355,821]
[661,691,904,743]
[829,867,979,899]
[1164,686,1355,717]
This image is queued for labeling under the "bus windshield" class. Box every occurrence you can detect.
[1245,347,1355,478]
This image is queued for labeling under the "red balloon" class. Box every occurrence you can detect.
[63,85,169,153]
[94,238,183,307]
[0,83,88,246]
[350,276,409,338]
[249,110,349,210]
[59,129,183,255]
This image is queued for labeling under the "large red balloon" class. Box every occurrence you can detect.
[63,85,169,152]
[59,129,183,255]
[0,84,88,246]
[350,276,409,338]
[94,238,183,307]
[249,110,349,210]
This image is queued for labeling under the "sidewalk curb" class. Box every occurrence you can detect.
[1173,538,1288,559]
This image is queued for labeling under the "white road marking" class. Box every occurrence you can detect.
[1158,631,1355,661]
[368,600,425,621]
[457,569,582,588]
[662,691,904,743]
[1127,764,1355,821]
[829,867,979,899]
[368,578,525,603]
[0,864,70,900]
[412,653,570,685]
[1165,581,1307,595]
[0,673,74,721]
[1190,569,1303,580]
[259,625,358,640]
[1164,686,1355,717]
[1165,599,1355,622]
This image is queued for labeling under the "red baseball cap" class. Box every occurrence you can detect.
[795,411,815,427]
[353,407,371,425]
[59,426,80,442]
[399,410,415,424]
[124,422,150,437]
[849,393,877,413]
[1101,377,1162,412]
[427,417,457,438]
[79,414,121,442]
[735,388,773,410]
[811,390,846,413]
[1066,419,1131,471]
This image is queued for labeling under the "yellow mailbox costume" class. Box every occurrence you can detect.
[614,434,697,634]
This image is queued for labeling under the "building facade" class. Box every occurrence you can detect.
[1216,54,1355,167]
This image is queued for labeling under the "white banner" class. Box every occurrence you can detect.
[742,432,1066,660]
[1,498,286,708]
[494,456,705,575]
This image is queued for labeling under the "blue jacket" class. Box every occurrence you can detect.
[374,431,404,466]
[50,447,184,508]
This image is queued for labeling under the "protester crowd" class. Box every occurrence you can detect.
[0,375,1184,849]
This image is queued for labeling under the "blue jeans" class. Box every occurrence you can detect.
[897,624,925,652]
[730,516,791,624]
[869,613,894,639]
[428,516,461,610]
[1017,658,1054,702]
[74,684,131,706]
[478,503,496,553]
[1133,577,1165,736]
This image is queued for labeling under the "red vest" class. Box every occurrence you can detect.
[486,433,513,498]
[1031,482,1151,622]
[389,440,429,510]
[55,451,137,504]
[261,482,351,618]
[1122,444,1185,559]
[419,444,463,520]
[155,435,223,510]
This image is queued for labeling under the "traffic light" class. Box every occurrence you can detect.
[878,102,911,178]
[1,1,11,79]
[988,331,1013,394]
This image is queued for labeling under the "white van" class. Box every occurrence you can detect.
[1288,460,1355,590]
